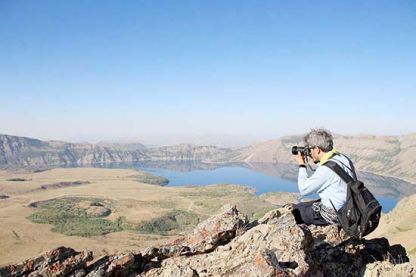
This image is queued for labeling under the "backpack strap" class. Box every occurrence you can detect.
[324,160,354,184]
[336,154,358,180]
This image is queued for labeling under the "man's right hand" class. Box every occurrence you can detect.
[295,153,306,166]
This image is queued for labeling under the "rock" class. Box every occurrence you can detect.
[35,250,92,276]
[309,237,413,276]
[364,261,415,276]
[142,204,248,261]
[86,252,142,277]
[0,247,92,277]
[174,204,248,253]
[1,206,414,277]
[143,207,414,277]
[257,207,282,224]
[85,206,111,217]
[308,224,349,247]
[142,207,311,276]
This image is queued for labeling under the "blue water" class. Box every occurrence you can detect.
[134,164,398,212]
[374,196,397,213]
[145,166,297,194]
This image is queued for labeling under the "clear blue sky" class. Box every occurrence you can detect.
[0,1,415,142]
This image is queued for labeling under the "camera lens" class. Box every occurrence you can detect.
[291,146,300,155]
[292,146,307,155]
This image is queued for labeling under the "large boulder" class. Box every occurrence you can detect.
[143,208,312,276]
[140,204,248,262]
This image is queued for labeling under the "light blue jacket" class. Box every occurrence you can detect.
[298,153,356,210]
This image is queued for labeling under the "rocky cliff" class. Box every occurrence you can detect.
[0,134,146,167]
[0,135,230,168]
[145,144,232,162]
[1,205,414,277]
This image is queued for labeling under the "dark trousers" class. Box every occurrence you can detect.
[292,200,330,226]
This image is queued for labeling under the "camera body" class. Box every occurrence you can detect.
[291,145,311,157]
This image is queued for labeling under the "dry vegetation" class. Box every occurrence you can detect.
[0,167,274,266]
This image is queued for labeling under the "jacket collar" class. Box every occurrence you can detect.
[319,149,338,165]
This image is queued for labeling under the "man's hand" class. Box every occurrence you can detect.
[295,153,306,165]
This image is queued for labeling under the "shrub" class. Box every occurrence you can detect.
[137,209,199,235]
[136,173,169,186]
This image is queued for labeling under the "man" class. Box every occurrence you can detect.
[292,128,356,225]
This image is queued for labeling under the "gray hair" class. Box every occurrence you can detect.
[303,128,334,152]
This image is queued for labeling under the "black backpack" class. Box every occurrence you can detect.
[324,160,382,239]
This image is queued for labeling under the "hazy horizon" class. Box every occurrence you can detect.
[1,1,415,141]
[1,130,415,148]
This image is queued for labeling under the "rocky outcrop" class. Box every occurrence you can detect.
[1,205,414,277]
[0,247,93,277]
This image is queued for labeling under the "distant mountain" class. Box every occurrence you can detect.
[1,133,415,183]
[95,142,147,151]
[227,134,416,183]
[145,143,232,161]
[131,133,265,148]
[0,134,230,168]
[0,134,147,167]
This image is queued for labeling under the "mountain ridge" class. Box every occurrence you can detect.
[1,133,415,183]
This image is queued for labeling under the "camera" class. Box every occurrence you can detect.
[291,145,311,157]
